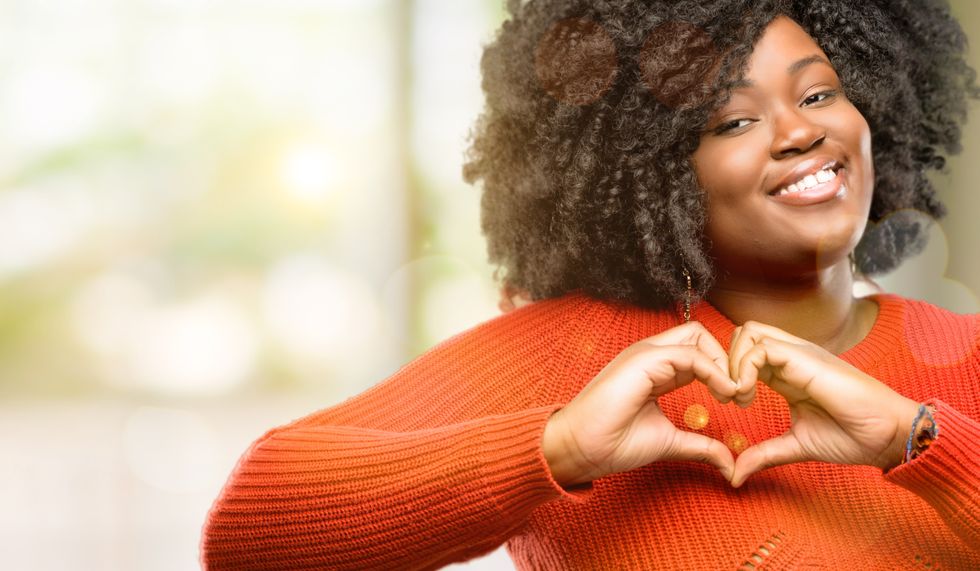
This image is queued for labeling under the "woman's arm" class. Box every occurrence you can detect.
[200,298,591,571]
[200,296,752,570]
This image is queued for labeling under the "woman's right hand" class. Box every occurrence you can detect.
[542,321,754,486]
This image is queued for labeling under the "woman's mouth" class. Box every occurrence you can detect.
[768,166,847,206]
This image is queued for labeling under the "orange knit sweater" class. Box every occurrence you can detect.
[201,293,980,570]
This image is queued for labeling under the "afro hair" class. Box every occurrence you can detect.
[463,0,978,308]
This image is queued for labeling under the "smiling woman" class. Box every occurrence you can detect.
[201,1,980,570]
[692,16,879,355]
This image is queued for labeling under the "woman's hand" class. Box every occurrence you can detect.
[543,322,753,487]
[728,321,921,488]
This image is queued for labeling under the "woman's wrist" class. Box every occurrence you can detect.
[880,400,938,471]
[904,403,939,464]
[542,411,590,487]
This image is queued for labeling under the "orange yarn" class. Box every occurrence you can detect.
[201,293,980,570]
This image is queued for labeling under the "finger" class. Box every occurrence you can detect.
[730,432,804,488]
[729,324,769,382]
[583,344,737,415]
[737,341,819,408]
[728,325,761,406]
[725,329,755,408]
[664,429,735,481]
[636,345,738,400]
[737,321,809,344]
[734,375,758,409]
[644,321,729,373]
[726,326,756,408]
[738,341,788,388]
[736,342,776,404]
[728,324,750,381]
[742,338,876,420]
[729,322,812,407]
[730,325,742,346]
[728,321,807,379]
[729,325,743,362]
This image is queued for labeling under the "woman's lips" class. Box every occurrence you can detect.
[767,168,847,206]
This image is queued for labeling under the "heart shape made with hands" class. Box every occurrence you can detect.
[720,321,920,488]
[543,319,918,489]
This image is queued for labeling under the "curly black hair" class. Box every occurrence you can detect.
[463,0,978,308]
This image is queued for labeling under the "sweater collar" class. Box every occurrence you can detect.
[689,293,905,371]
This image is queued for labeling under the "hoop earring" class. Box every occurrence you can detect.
[682,266,693,323]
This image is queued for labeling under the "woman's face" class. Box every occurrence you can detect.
[692,16,874,281]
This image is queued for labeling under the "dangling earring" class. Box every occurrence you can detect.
[848,251,857,276]
[682,266,693,322]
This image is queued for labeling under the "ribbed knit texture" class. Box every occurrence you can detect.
[201,293,980,570]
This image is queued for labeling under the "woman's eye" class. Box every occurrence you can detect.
[803,90,839,106]
[712,118,753,134]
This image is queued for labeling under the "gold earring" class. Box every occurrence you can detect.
[682,266,693,322]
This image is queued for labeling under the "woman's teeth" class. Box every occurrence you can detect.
[775,168,836,196]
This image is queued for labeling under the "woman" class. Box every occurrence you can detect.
[201,1,980,569]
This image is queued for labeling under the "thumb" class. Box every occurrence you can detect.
[664,430,736,482]
[730,433,804,488]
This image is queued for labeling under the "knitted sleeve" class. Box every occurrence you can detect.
[884,399,980,551]
[200,298,593,571]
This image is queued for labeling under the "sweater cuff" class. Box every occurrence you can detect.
[884,399,980,513]
[478,405,593,518]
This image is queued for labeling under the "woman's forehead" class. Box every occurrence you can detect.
[747,16,829,71]
[720,16,836,97]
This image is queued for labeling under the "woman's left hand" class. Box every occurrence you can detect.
[728,321,921,488]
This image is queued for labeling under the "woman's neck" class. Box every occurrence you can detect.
[706,260,878,355]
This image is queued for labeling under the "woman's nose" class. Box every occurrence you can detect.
[770,109,826,159]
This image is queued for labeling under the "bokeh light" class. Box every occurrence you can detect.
[262,253,385,386]
[417,257,498,345]
[71,271,155,358]
[126,296,258,396]
[725,432,750,454]
[876,215,979,315]
[123,406,221,495]
[280,143,340,203]
[2,66,106,152]
[683,403,710,430]
[0,182,96,277]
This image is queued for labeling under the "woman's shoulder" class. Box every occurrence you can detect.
[880,293,979,327]
[431,291,677,357]
[499,291,677,331]
[874,293,980,364]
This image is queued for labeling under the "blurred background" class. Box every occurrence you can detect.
[0,1,977,570]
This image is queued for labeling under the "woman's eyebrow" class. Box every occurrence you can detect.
[729,54,834,89]
[787,54,833,75]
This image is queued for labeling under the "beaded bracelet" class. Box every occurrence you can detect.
[904,404,939,464]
